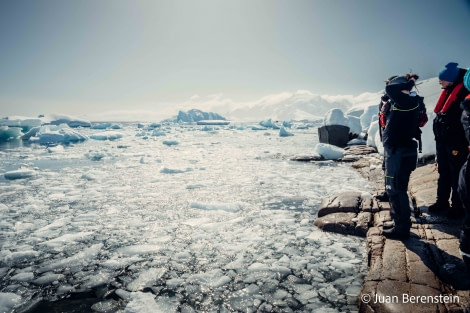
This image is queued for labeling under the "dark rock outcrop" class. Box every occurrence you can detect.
[318,125,350,147]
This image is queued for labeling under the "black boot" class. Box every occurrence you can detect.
[375,191,389,202]
[428,201,449,213]
[447,206,465,219]
[382,227,410,240]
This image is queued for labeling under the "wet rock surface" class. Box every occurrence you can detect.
[313,145,470,312]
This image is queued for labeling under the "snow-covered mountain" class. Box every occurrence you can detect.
[181,77,441,123]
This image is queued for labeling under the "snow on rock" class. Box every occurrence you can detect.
[324,109,348,127]
[367,121,380,149]
[360,104,379,133]
[324,108,361,136]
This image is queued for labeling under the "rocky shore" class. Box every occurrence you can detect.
[311,145,470,313]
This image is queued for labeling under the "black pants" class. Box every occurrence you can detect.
[385,146,417,233]
[436,142,467,207]
[458,159,470,270]
[458,160,470,251]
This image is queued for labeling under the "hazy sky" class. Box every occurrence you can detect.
[1,0,470,119]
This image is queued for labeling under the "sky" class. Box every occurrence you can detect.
[1,0,470,120]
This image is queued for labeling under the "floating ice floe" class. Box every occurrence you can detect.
[160,167,192,174]
[190,201,244,213]
[196,120,230,125]
[90,131,124,141]
[151,130,166,137]
[162,140,179,146]
[259,118,280,129]
[4,168,37,180]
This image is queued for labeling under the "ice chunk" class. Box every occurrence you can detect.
[3,250,40,266]
[151,130,166,136]
[0,126,23,141]
[90,131,123,141]
[4,168,37,180]
[38,243,103,273]
[91,122,122,130]
[0,116,42,132]
[324,108,348,127]
[279,126,294,137]
[0,292,22,313]
[33,273,64,285]
[127,268,167,292]
[260,119,280,129]
[160,167,192,174]
[187,269,232,289]
[10,272,34,282]
[124,292,157,313]
[28,124,88,144]
[190,201,243,213]
[162,140,179,146]
[313,143,344,160]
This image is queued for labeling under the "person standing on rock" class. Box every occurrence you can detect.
[381,74,423,239]
[429,62,470,218]
[458,69,470,270]
[375,76,397,202]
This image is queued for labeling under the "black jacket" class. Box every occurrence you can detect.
[433,68,469,148]
[461,96,470,145]
[383,79,420,149]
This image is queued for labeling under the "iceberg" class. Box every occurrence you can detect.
[40,114,91,128]
[176,109,226,123]
[279,126,294,137]
[27,124,88,144]
[0,126,23,142]
[0,116,42,133]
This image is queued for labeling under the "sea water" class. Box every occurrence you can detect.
[0,122,371,312]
